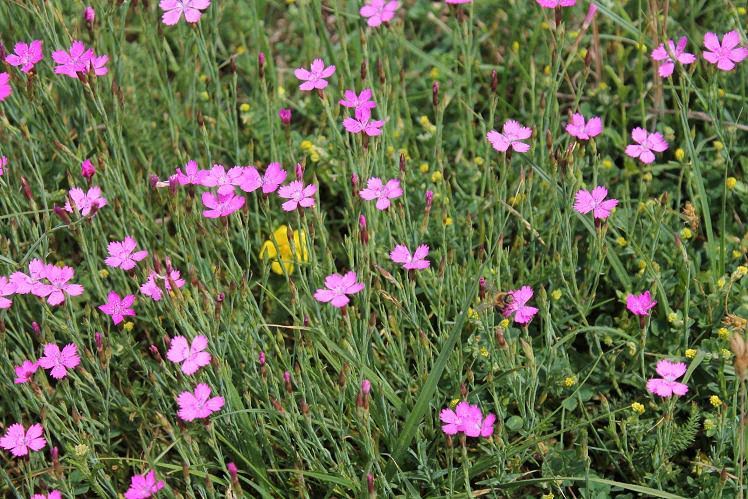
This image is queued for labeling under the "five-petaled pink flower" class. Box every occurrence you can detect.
[294,58,336,91]
[573,186,618,220]
[37,264,85,306]
[0,72,11,102]
[440,401,495,437]
[0,423,46,457]
[167,335,211,375]
[106,237,149,271]
[536,0,576,7]
[390,244,430,270]
[503,285,539,324]
[340,88,377,112]
[565,113,602,140]
[703,31,747,71]
[88,53,110,76]
[52,41,94,79]
[651,36,696,78]
[487,120,532,153]
[201,191,245,218]
[360,0,400,27]
[124,470,165,499]
[201,164,246,195]
[314,271,365,308]
[626,290,656,316]
[175,160,208,185]
[278,180,317,211]
[359,177,402,210]
[38,343,81,379]
[177,383,225,421]
[0,277,15,309]
[10,259,46,295]
[98,291,136,325]
[140,269,185,301]
[14,360,38,384]
[624,127,668,164]
[343,108,385,136]
[65,186,108,216]
[160,0,211,25]
[5,40,44,73]
[646,359,688,398]
[32,490,62,499]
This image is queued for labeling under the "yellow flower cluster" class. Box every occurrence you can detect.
[300,140,323,163]
[259,226,309,275]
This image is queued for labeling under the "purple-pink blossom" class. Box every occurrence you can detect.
[201,191,245,218]
[703,31,747,71]
[124,470,165,499]
[5,40,44,73]
[38,343,81,380]
[65,186,108,216]
[36,264,85,306]
[626,291,656,316]
[359,177,402,210]
[0,72,11,102]
[487,120,532,153]
[646,359,688,398]
[390,244,430,270]
[32,490,62,499]
[573,186,618,220]
[175,159,208,185]
[277,181,317,211]
[0,276,15,309]
[52,41,94,78]
[343,108,385,136]
[140,269,185,301]
[0,423,46,457]
[98,291,136,325]
[440,401,495,437]
[624,128,668,164]
[167,335,211,375]
[105,236,149,271]
[360,0,399,27]
[200,164,246,195]
[651,36,696,78]
[160,0,211,25]
[565,113,602,140]
[503,285,539,324]
[177,383,225,421]
[256,162,287,194]
[13,360,38,384]
[81,158,96,180]
[294,58,336,91]
[536,0,576,7]
[314,271,365,308]
[340,88,377,112]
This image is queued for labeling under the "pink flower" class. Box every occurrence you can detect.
[201,164,246,195]
[258,162,287,194]
[0,155,6,176]
[160,0,211,25]
[175,159,207,185]
[340,88,377,112]
[626,290,656,316]
[703,31,748,71]
[343,108,385,136]
[5,40,44,73]
[646,359,688,398]
[124,470,165,499]
[278,108,292,125]
[84,6,96,23]
[37,264,85,306]
[314,271,365,308]
[445,0,472,4]
[65,186,108,216]
[105,236,149,271]
[32,491,62,499]
[38,343,81,379]
[0,423,46,457]
[277,180,317,211]
[536,0,576,7]
[651,37,696,78]
[81,158,96,179]
[238,166,262,193]
[52,41,94,79]
[573,186,618,220]
[294,58,336,91]
[439,401,495,438]
[88,53,109,76]
[0,72,11,102]
[0,276,15,309]
[10,259,46,295]
[359,177,402,210]
[177,383,225,421]
[167,335,211,375]
[13,360,38,384]
[360,0,399,26]
[624,127,668,164]
[98,291,136,325]
[390,244,430,270]
[565,113,602,140]
[503,285,539,324]
[486,120,532,153]
[140,269,185,301]
[201,191,245,218]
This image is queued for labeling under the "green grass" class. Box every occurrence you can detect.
[0,0,747,497]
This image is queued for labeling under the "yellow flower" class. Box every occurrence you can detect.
[418,115,431,127]
[74,444,89,456]
[736,265,748,278]
[277,86,286,97]
[512,41,520,53]
[260,226,309,275]
[578,48,588,59]
[551,289,562,301]
[541,494,554,499]
[717,277,726,289]
[703,418,715,431]
[480,346,489,358]
[631,402,645,415]
[713,140,724,152]
[300,140,313,151]
[468,307,479,321]
[450,398,460,409]
[431,171,443,183]
[674,148,685,161]
[602,159,614,169]
[419,162,429,173]
[685,348,697,359]
[680,228,693,240]
[709,395,722,408]
[199,91,209,101]
[718,327,730,340]
[721,348,732,359]
[738,6,746,15]
[473,157,484,166]
[310,152,320,163]
[543,65,551,76]
[732,250,742,259]
[499,319,510,329]
[616,236,627,247]
[239,103,251,113]
[99,269,110,279]
[123,322,134,332]
[563,376,576,388]
[540,21,549,30]
[444,216,453,226]
[429,67,440,79]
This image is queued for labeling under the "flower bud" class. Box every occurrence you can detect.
[278,108,292,125]
[258,52,266,79]
[81,158,96,180]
